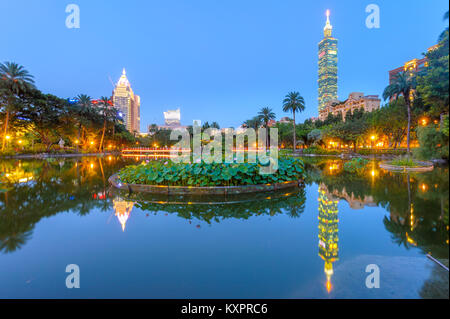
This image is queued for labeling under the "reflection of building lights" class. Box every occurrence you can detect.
[318,185,339,294]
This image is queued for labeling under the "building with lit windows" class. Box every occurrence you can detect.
[388,45,439,84]
[318,10,338,112]
[113,68,140,133]
[319,92,381,121]
[318,184,339,293]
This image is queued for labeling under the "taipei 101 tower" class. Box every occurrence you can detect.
[318,10,338,112]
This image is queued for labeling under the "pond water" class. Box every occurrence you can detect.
[0,156,448,299]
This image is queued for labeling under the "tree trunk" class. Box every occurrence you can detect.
[406,99,411,154]
[293,112,296,153]
[2,111,9,151]
[99,118,106,152]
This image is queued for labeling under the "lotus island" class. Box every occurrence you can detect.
[110,158,305,194]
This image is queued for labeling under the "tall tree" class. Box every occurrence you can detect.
[243,116,262,131]
[98,96,114,151]
[257,107,276,147]
[383,72,416,153]
[0,62,35,151]
[73,94,92,151]
[282,92,305,152]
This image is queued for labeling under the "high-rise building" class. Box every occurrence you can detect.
[113,68,140,133]
[318,10,338,112]
[318,184,339,293]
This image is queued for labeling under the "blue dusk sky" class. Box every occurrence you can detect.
[1,0,448,131]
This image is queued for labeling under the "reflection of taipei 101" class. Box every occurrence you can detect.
[318,184,339,293]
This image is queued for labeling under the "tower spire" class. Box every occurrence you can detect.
[324,9,332,37]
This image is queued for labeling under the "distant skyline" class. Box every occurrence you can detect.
[1,0,448,132]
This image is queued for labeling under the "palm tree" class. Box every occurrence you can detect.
[210,121,220,129]
[0,62,35,151]
[74,94,92,151]
[383,72,416,153]
[243,116,262,131]
[282,92,305,153]
[98,96,114,152]
[257,107,276,147]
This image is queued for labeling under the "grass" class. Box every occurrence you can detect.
[389,155,420,167]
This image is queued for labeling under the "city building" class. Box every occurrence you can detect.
[150,108,187,131]
[388,45,439,84]
[318,10,338,113]
[113,68,140,133]
[319,92,381,121]
[278,117,292,124]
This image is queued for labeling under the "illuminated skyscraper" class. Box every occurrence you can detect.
[113,68,140,133]
[318,184,339,293]
[318,10,338,112]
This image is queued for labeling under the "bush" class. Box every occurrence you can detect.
[302,146,339,155]
[414,125,449,160]
[117,158,305,187]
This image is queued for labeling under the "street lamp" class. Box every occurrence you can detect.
[370,135,376,149]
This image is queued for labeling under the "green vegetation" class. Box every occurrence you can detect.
[282,92,305,152]
[389,155,421,167]
[117,158,305,187]
[343,158,369,173]
[0,62,139,156]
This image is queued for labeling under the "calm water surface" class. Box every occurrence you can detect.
[0,156,448,298]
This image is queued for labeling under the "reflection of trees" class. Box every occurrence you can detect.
[119,187,306,224]
[305,158,449,259]
[0,157,128,254]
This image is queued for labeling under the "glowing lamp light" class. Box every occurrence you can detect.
[75,140,79,144]
[5,135,11,140]
[420,118,429,126]
[18,140,23,144]
[370,135,376,141]
[90,141,94,145]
